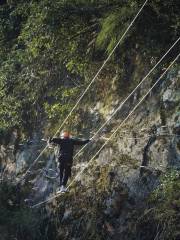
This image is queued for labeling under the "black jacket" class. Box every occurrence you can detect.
[49,137,89,160]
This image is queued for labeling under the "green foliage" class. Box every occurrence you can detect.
[0,0,93,135]
[136,170,180,240]
[96,0,180,56]
[151,170,180,239]
[150,170,180,216]
[96,2,137,54]
[0,181,44,240]
[0,0,179,137]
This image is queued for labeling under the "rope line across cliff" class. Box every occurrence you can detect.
[31,52,180,208]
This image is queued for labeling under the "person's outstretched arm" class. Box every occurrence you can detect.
[48,137,62,145]
[72,138,90,146]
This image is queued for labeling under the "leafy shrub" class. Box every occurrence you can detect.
[136,170,180,240]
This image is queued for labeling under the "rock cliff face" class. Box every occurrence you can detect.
[0,68,179,240]
[48,68,179,240]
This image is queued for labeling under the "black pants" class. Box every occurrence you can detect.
[59,157,72,186]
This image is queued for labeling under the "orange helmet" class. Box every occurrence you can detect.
[61,131,70,139]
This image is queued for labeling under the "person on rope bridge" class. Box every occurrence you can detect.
[48,131,90,193]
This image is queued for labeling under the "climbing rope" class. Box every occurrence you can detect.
[19,0,149,184]
[31,52,180,208]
